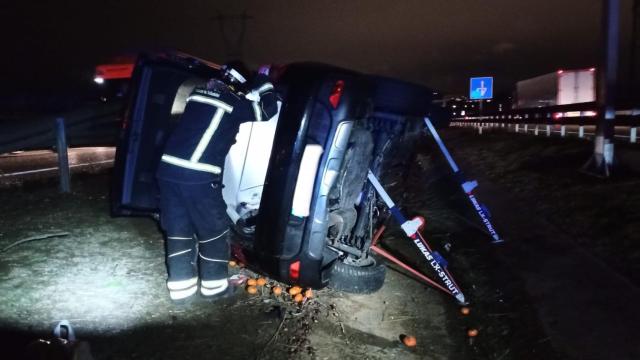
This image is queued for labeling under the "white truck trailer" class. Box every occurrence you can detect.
[515,68,596,109]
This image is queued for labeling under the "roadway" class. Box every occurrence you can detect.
[0,147,115,185]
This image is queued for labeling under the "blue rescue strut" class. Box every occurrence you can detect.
[424,117,504,244]
[367,170,467,305]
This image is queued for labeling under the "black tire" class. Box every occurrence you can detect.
[328,257,386,294]
[370,76,435,117]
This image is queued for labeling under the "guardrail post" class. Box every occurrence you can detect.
[524,124,528,133]
[534,125,539,136]
[546,125,551,137]
[631,127,637,143]
[55,117,71,193]
[579,126,585,138]
[515,124,519,133]
[561,125,566,137]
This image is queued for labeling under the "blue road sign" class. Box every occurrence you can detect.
[469,77,493,100]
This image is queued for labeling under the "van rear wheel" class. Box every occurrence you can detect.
[328,255,386,294]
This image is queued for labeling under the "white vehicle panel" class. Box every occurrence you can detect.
[222,102,281,223]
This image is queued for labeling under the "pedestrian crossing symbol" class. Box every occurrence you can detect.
[469,77,493,100]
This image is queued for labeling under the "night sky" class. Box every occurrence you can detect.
[0,0,634,96]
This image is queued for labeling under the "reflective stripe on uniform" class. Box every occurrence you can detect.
[161,96,233,171]
[200,279,228,296]
[201,279,228,288]
[168,248,192,258]
[199,229,229,244]
[161,154,222,174]
[191,108,226,162]
[199,253,227,262]
[256,83,274,94]
[169,285,198,300]
[252,102,262,122]
[167,276,198,290]
[186,95,233,113]
[168,236,192,240]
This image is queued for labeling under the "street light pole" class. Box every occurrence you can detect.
[584,0,620,177]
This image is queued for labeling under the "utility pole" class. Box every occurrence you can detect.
[584,0,620,177]
[210,11,253,59]
[630,0,640,100]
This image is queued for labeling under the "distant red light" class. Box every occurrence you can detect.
[95,63,134,80]
[329,80,345,109]
[589,67,596,72]
[557,70,564,74]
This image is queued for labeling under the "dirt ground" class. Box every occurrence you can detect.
[1,127,639,359]
[428,128,640,360]
[0,171,468,359]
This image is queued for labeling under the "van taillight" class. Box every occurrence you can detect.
[121,109,130,129]
[289,260,300,281]
[329,80,345,109]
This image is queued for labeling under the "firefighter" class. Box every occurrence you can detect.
[156,62,278,301]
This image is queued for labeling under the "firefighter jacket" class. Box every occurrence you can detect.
[157,74,278,183]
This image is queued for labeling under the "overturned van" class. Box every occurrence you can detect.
[111,52,445,293]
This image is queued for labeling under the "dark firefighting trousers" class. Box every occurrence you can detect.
[158,179,230,299]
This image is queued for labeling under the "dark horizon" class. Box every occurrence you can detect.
[0,0,635,97]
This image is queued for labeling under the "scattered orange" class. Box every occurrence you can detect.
[256,277,267,286]
[247,278,257,286]
[294,293,304,303]
[246,285,258,294]
[303,289,313,298]
[228,260,237,267]
[460,307,471,316]
[288,286,302,296]
[272,286,283,296]
[401,335,417,347]
[467,328,479,337]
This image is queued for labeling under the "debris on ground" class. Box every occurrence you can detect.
[401,334,417,347]
[1,232,69,253]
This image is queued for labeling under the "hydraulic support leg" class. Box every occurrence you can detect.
[424,117,504,243]
[367,170,467,305]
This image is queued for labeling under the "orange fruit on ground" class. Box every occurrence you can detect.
[246,285,258,294]
[460,307,471,315]
[256,277,267,286]
[304,289,313,298]
[272,286,283,296]
[228,260,237,267]
[294,293,304,303]
[247,278,257,286]
[288,286,302,296]
[401,335,417,347]
[467,328,479,337]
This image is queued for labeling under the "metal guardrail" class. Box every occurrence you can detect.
[449,102,639,143]
[0,101,123,154]
[451,121,639,143]
[451,102,640,126]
